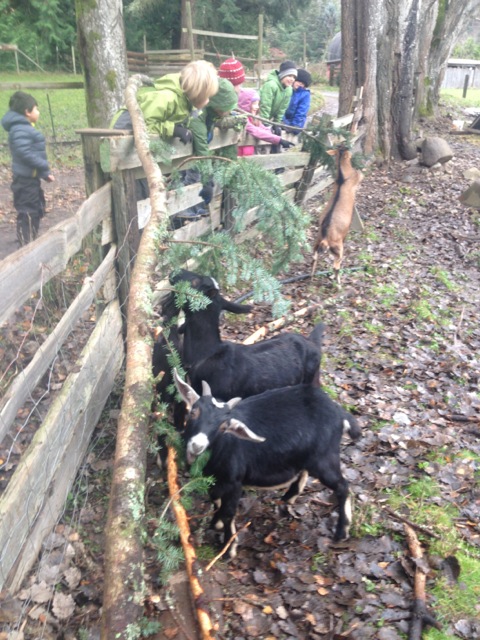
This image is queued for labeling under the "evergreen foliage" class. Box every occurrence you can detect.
[151,419,214,585]
[452,37,480,60]
[0,0,76,71]
[163,158,311,317]
[268,0,340,63]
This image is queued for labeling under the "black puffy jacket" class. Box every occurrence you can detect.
[1,110,51,179]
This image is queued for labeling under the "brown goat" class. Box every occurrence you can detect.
[312,145,363,284]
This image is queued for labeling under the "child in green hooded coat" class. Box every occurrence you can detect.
[189,77,243,160]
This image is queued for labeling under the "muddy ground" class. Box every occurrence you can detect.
[0,109,479,640]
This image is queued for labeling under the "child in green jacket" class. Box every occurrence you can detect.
[259,60,298,125]
[111,59,219,143]
[188,78,240,159]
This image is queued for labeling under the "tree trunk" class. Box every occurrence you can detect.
[180,0,197,51]
[357,0,380,156]
[339,0,357,117]
[376,0,400,161]
[101,75,169,639]
[426,0,479,111]
[75,0,128,127]
[413,2,438,119]
[392,0,420,160]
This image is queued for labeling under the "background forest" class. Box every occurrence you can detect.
[1,0,478,75]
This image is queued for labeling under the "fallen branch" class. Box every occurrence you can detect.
[167,446,217,639]
[383,507,441,540]
[404,524,442,640]
[205,522,251,572]
[445,414,480,424]
[243,302,323,344]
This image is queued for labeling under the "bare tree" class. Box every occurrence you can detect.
[339,0,357,116]
[341,0,479,160]
[75,0,129,127]
[424,0,480,113]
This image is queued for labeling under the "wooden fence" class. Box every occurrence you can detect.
[0,114,362,594]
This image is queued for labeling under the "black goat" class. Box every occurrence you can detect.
[170,270,324,401]
[152,270,251,405]
[174,370,361,557]
[154,269,324,408]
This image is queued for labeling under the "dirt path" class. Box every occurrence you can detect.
[0,165,85,261]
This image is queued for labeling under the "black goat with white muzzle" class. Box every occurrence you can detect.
[174,370,361,557]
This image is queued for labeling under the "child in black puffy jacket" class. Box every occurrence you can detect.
[1,91,55,245]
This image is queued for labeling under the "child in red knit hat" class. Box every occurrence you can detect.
[218,57,245,93]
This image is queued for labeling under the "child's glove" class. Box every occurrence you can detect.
[271,124,282,136]
[199,182,214,205]
[280,138,295,148]
[173,124,193,144]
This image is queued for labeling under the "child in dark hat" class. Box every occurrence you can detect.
[1,91,55,245]
[283,68,312,130]
[259,60,297,124]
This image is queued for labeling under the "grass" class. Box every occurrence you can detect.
[381,472,480,638]
[0,72,89,167]
[440,87,480,109]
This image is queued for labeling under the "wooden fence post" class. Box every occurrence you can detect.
[111,170,142,324]
[257,14,264,86]
[186,1,195,61]
[79,131,109,197]
[294,158,318,206]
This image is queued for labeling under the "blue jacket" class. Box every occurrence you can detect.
[1,110,51,179]
[282,86,311,129]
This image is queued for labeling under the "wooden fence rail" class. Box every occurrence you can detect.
[0,113,363,594]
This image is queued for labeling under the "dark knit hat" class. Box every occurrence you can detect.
[296,68,312,87]
[278,60,297,80]
[218,58,246,86]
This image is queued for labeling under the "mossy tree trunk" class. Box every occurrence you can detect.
[423,0,479,115]
[75,0,129,127]
[101,75,169,639]
[340,0,479,161]
[338,0,357,117]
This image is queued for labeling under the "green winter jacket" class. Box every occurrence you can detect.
[259,70,293,123]
[189,78,238,158]
[111,73,191,138]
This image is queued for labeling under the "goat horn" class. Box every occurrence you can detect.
[202,380,213,396]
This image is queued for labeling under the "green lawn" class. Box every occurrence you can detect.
[440,87,480,108]
[0,72,87,167]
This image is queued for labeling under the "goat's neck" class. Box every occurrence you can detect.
[182,311,222,367]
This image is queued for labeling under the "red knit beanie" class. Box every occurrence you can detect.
[218,58,245,86]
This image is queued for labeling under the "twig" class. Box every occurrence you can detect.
[175,154,235,171]
[233,267,364,304]
[167,446,217,639]
[205,522,251,572]
[404,524,442,640]
[242,302,323,344]
[445,414,479,424]
[454,304,465,345]
[383,507,442,540]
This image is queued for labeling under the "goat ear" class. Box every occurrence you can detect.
[220,418,266,443]
[173,369,199,409]
[219,296,253,315]
[226,397,242,410]
[326,149,337,156]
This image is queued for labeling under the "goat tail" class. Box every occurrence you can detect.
[342,414,361,441]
